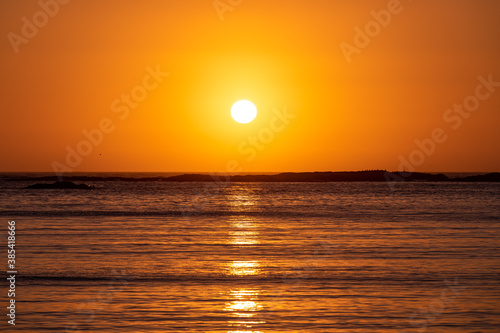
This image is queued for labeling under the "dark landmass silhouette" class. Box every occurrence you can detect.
[164,170,450,182]
[26,181,96,189]
[453,173,500,182]
[20,171,500,186]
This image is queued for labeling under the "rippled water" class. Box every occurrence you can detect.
[0,175,499,332]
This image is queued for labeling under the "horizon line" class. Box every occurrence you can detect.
[1,170,499,174]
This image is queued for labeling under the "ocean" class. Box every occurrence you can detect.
[1,174,499,332]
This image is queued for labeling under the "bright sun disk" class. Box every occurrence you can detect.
[231,100,257,124]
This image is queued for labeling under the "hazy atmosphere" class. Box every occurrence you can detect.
[1,1,499,332]
[1,0,500,172]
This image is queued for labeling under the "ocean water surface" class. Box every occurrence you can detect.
[0,174,499,332]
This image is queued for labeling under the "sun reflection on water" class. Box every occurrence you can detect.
[227,260,261,276]
[224,289,265,332]
[228,214,260,246]
[226,192,257,208]
[229,230,260,245]
[223,191,265,332]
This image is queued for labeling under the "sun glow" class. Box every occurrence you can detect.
[231,100,257,124]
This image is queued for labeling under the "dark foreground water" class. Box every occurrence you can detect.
[1,174,499,332]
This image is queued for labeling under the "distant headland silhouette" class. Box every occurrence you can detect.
[20,170,500,189]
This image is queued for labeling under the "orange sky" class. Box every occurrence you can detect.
[1,0,499,173]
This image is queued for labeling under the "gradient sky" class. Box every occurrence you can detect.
[1,0,499,173]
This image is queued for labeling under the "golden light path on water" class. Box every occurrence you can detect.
[228,261,261,276]
[227,200,260,246]
[223,199,265,333]
[224,289,265,333]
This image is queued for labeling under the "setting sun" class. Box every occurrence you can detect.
[1,1,499,332]
[231,100,257,124]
